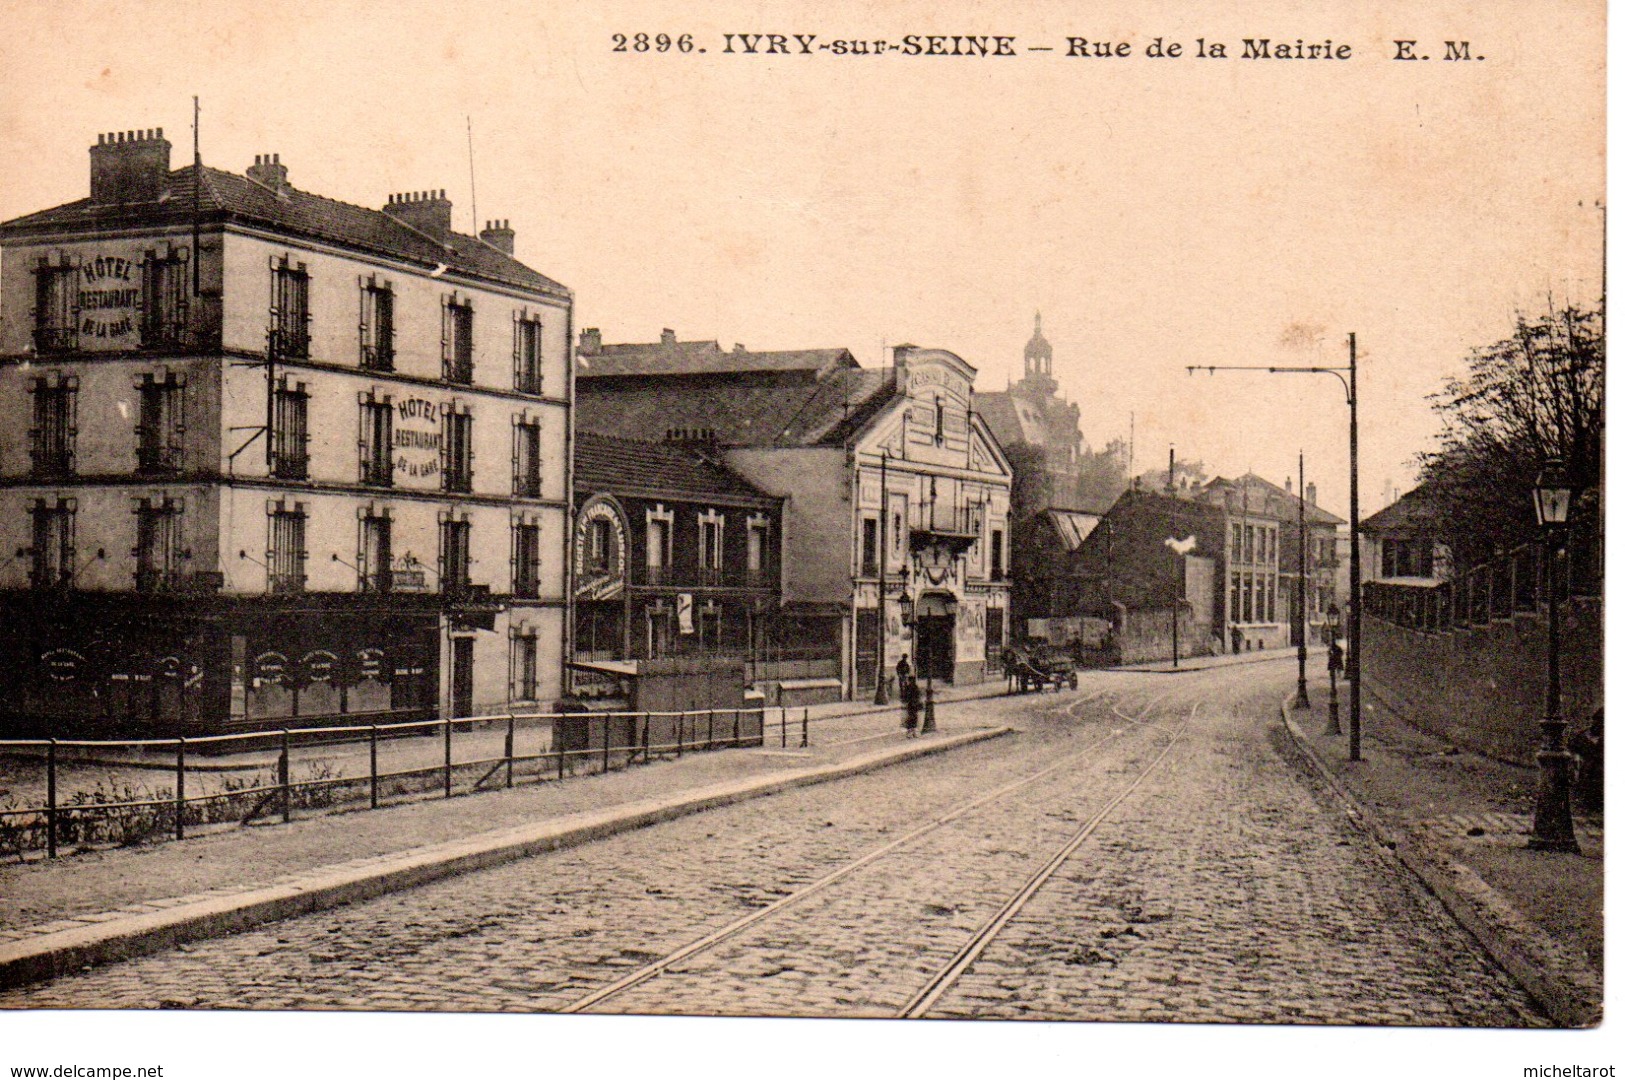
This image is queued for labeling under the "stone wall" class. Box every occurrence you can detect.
[1362,597,1602,766]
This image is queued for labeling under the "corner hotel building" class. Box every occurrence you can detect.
[0,128,572,735]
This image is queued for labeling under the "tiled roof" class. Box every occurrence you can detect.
[1201,473,1345,527]
[574,433,775,503]
[0,164,568,298]
[1041,509,1103,550]
[577,366,898,448]
[1361,482,1441,535]
[579,340,856,378]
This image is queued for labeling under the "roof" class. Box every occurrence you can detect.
[1361,482,1442,536]
[579,340,856,378]
[578,367,897,448]
[574,433,776,503]
[1042,509,1103,550]
[0,164,568,298]
[1200,473,1345,527]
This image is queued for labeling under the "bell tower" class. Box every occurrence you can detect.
[1019,311,1057,395]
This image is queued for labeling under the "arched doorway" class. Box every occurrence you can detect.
[915,592,957,683]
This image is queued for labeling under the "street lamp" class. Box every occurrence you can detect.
[1294,450,1311,709]
[1529,459,1580,852]
[1189,331,1363,761]
[1323,603,1342,736]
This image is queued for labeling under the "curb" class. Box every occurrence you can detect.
[0,726,1012,991]
[1277,700,1600,1029]
[1109,649,1309,676]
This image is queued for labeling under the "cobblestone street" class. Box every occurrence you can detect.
[2,660,1545,1025]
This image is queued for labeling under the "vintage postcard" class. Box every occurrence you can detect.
[0,1,1605,1077]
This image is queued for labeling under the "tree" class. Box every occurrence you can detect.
[1075,437,1131,511]
[1133,457,1209,496]
[1416,301,1603,570]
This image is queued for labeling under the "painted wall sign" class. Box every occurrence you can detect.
[390,557,431,592]
[393,397,444,483]
[573,498,628,601]
[357,648,387,680]
[253,651,288,686]
[41,648,85,683]
[302,650,338,684]
[79,255,138,343]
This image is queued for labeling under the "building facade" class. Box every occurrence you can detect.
[570,433,783,701]
[577,333,1013,698]
[0,129,572,735]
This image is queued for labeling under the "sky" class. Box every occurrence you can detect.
[0,0,1610,1071]
[0,1,1603,523]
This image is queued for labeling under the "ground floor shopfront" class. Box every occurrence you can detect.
[852,580,1008,695]
[0,593,562,738]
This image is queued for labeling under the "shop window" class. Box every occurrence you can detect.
[270,256,310,359]
[136,373,184,474]
[360,277,395,371]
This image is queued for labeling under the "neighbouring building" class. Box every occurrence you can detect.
[1360,482,1452,584]
[1194,474,1345,651]
[1009,506,1102,629]
[569,432,784,704]
[577,331,1013,699]
[0,128,572,736]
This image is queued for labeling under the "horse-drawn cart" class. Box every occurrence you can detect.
[1004,641,1079,694]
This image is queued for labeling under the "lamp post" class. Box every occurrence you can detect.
[874,451,890,706]
[1189,331,1362,761]
[1294,450,1311,709]
[1323,603,1342,736]
[1529,459,1580,853]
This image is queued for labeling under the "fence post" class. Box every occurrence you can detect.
[677,714,684,758]
[707,709,715,751]
[46,738,58,859]
[279,730,291,824]
[506,714,516,789]
[781,707,787,749]
[369,724,380,810]
[557,721,566,781]
[443,717,453,799]
[732,709,740,747]
[801,707,809,749]
[175,738,187,842]
[603,716,612,773]
[641,714,650,763]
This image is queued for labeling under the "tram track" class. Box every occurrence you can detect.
[559,683,1187,1015]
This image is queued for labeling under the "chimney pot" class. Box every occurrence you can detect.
[156,127,162,138]
[89,124,173,204]
[578,327,602,355]
[660,328,677,345]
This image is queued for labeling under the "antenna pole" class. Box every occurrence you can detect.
[192,96,202,297]
[466,117,478,234]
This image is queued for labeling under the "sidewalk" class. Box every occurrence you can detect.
[0,691,1011,989]
[1113,643,1313,674]
[1280,679,1602,1028]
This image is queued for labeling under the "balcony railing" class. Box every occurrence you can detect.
[33,327,77,354]
[630,564,776,589]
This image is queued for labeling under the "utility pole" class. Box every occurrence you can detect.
[1294,450,1311,708]
[874,451,890,705]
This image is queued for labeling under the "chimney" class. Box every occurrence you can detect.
[733,343,747,353]
[578,327,602,355]
[1305,482,1318,507]
[479,218,515,255]
[1285,478,1293,496]
[383,189,453,236]
[660,328,677,346]
[246,152,289,193]
[89,128,172,205]
[892,343,917,368]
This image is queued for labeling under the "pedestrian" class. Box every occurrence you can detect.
[895,653,912,697]
[898,653,920,737]
[1327,639,1344,682]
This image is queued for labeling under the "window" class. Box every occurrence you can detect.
[1230,573,1242,623]
[30,377,76,478]
[444,296,474,383]
[268,503,306,594]
[990,528,1005,580]
[360,278,395,371]
[360,398,393,486]
[30,498,74,589]
[441,518,472,594]
[934,396,945,445]
[861,517,879,576]
[512,631,539,701]
[514,313,543,394]
[1244,525,1256,565]
[271,379,309,480]
[1231,523,1243,562]
[140,250,188,349]
[137,373,184,474]
[360,513,392,593]
[699,510,724,585]
[135,497,182,592]
[33,261,78,354]
[513,522,541,598]
[270,257,310,359]
[646,509,672,585]
[587,518,612,573]
[1266,574,1277,622]
[513,419,541,497]
[646,602,673,659]
[442,409,473,493]
[747,518,770,583]
[985,607,1005,663]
